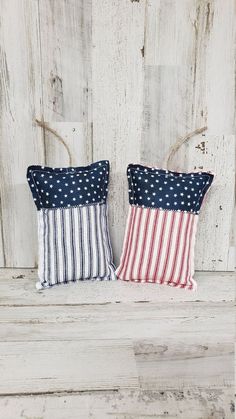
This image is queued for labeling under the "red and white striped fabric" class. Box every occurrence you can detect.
[116,206,198,290]
[116,163,214,290]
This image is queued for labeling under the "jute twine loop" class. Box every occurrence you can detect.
[35,119,73,166]
[35,118,207,171]
[162,126,207,170]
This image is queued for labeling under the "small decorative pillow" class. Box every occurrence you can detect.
[116,164,214,290]
[27,160,116,289]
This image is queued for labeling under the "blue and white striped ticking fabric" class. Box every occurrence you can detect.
[37,203,116,288]
[27,161,116,289]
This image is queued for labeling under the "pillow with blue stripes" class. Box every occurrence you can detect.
[116,164,214,290]
[27,160,116,289]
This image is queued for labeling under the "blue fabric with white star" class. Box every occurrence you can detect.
[27,160,109,210]
[127,164,214,214]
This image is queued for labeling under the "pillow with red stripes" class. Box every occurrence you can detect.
[116,164,214,290]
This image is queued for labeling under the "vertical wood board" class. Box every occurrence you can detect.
[0,0,44,267]
[142,0,235,270]
[92,0,146,264]
[38,0,93,167]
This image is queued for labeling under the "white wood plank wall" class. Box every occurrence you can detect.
[0,0,235,270]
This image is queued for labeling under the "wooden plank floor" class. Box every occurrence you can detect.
[0,269,234,419]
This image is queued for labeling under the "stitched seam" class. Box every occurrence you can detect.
[39,202,106,213]
[129,169,212,213]
[129,164,214,176]
[130,204,199,215]
[30,164,108,208]
[194,174,212,211]
[128,169,135,204]
[130,167,211,179]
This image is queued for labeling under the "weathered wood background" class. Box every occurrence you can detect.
[0,0,235,270]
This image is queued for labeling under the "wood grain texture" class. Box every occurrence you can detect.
[0,0,235,270]
[142,0,235,271]
[39,0,92,123]
[0,388,234,419]
[0,301,233,343]
[38,0,92,167]
[0,340,138,394]
[92,0,146,264]
[41,122,90,168]
[0,332,231,394]
[135,341,234,389]
[0,269,234,418]
[0,0,93,267]
[0,269,234,305]
[192,134,235,270]
[0,0,44,267]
